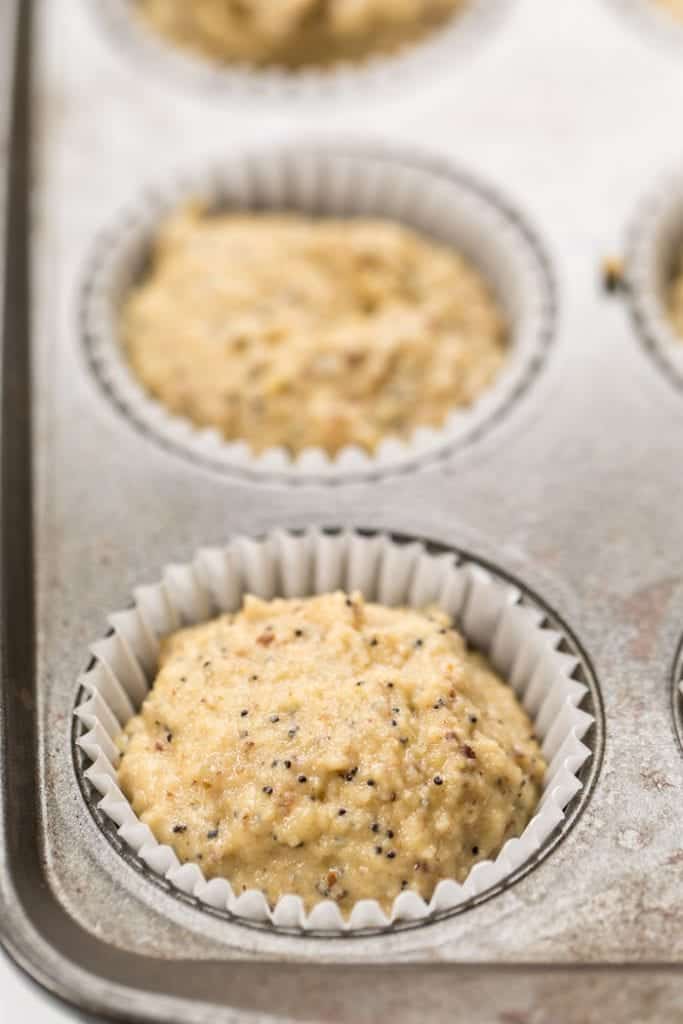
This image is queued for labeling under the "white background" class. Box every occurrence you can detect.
[0,949,83,1022]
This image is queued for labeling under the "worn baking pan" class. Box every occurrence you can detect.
[1,0,682,1020]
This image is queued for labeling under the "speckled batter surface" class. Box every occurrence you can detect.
[136,0,467,68]
[117,592,545,915]
[121,209,507,457]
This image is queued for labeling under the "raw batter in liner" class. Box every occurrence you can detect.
[136,0,468,69]
[117,591,545,915]
[121,208,507,457]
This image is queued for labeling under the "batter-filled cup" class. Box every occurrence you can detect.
[74,529,594,933]
[626,171,683,386]
[89,0,511,106]
[81,144,555,484]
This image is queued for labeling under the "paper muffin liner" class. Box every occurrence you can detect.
[74,529,594,933]
[89,0,510,108]
[625,169,683,388]
[81,143,555,485]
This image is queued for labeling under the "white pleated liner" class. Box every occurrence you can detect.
[92,0,510,107]
[75,530,593,932]
[626,169,683,383]
[82,145,554,483]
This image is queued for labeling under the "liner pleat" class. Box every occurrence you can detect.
[82,145,554,483]
[75,529,593,933]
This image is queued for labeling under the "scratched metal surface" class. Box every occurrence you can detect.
[6,0,683,1019]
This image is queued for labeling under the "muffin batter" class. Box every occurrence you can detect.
[117,592,545,915]
[136,0,467,69]
[121,208,507,457]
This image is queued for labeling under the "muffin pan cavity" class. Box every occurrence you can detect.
[73,529,600,938]
[80,144,555,485]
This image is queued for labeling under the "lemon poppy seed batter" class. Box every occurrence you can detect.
[136,0,468,69]
[121,208,508,458]
[117,592,545,915]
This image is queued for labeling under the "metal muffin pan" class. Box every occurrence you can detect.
[2,0,683,1021]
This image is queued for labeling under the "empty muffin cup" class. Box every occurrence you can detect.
[81,143,555,484]
[74,528,594,933]
[90,0,510,106]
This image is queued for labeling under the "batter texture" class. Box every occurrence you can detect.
[121,208,507,457]
[117,592,545,914]
[136,0,467,68]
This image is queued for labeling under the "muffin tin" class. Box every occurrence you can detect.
[2,0,683,1021]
